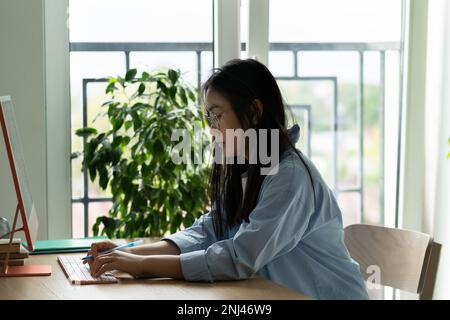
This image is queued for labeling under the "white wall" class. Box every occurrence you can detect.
[0,0,48,240]
[44,0,71,239]
[0,0,71,240]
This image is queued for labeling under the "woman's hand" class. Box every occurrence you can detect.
[82,240,118,269]
[82,240,184,280]
[88,250,146,278]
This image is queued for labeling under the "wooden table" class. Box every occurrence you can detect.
[0,253,310,300]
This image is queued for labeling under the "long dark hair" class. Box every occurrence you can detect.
[201,59,315,238]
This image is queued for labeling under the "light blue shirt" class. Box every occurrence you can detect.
[162,130,369,300]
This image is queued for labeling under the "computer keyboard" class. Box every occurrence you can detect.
[57,255,118,285]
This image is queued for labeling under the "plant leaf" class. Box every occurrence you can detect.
[168,69,179,85]
[75,127,98,138]
[125,69,138,82]
[138,82,146,95]
[141,71,150,81]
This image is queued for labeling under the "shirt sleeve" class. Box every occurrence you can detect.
[160,210,220,254]
[178,162,315,282]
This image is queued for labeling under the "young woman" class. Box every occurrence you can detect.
[86,59,369,300]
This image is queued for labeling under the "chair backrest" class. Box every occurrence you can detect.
[344,224,441,300]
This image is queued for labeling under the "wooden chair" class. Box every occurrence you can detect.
[344,224,441,300]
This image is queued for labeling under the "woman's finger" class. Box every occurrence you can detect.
[90,255,114,275]
[89,259,100,275]
[90,244,99,256]
[90,255,111,274]
[83,248,93,265]
[86,257,95,268]
[90,241,111,257]
[93,262,116,278]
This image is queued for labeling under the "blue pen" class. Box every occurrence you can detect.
[81,239,144,261]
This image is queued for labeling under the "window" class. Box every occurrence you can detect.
[69,0,405,239]
[69,0,213,238]
[268,0,404,228]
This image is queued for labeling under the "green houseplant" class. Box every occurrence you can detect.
[76,68,210,238]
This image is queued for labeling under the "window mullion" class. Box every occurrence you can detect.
[213,0,240,68]
[246,0,270,65]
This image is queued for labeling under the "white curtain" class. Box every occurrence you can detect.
[424,0,450,300]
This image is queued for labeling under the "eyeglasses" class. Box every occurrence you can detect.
[203,99,256,128]
[204,109,230,128]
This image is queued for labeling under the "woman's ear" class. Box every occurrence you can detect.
[252,99,263,125]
